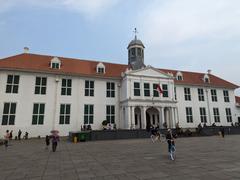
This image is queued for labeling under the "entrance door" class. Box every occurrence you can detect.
[238,117,240,123]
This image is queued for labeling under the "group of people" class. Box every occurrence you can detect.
[3,129,59,152]
[3,129,29,149]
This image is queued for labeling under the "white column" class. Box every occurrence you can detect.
[172,108,176,128]
[131,106,135,129]
[176,107,179,125]
[127,106,131,129]
[161,107,165,128]
[170,107,174,128]
[119,106,123,129]
[141,106,146,129]
[52,77,59,131]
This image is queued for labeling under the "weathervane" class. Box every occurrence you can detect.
[133,28,138,39]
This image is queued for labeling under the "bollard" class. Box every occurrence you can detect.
[73,136,77,143]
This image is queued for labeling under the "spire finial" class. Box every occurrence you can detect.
[133,28,138,40]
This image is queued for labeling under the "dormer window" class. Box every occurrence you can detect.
[50,57,61,69]
[96,62,105,74]
[52,63,60,69]
[176,71,183,81]
[204,74,210,83]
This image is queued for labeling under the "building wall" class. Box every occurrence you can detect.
[0,70,240,138]
[175,84,238,128]
[0,71,120,137]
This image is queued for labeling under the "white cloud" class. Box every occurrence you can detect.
[0,0,119,19]
[140,0,240,46]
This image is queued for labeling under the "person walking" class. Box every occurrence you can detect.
[9,130,13,140]
[50,132,59,152]
[220,126,225,138]
[166,129,176,160]
[4,130,10,149]
[18,129,22,140]
[45,135,50,149]
[24,132,29,139]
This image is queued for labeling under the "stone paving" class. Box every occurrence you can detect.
[1,135,240,180]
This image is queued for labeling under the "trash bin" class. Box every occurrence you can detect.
[79,132,90,142]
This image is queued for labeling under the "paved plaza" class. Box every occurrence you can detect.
[1,135,240,180]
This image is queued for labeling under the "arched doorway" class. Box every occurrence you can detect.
[146,107,159,130]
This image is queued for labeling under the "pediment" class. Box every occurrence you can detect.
[127,66,172,79]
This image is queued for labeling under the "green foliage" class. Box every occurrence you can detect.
[102,120,108,126]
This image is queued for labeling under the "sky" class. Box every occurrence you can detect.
[0,0,240,95]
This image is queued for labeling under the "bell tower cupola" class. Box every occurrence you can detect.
[127,28,145,70]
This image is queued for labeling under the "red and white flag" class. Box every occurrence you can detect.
[157,84,163,94]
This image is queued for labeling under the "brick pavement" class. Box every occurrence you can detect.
[1,135,240,180]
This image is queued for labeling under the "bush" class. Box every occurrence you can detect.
[102,120,108,126]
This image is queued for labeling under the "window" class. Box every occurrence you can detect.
[97,67,104,74]
[106,105,115,124]
[204,77,209,83]
[32,103,45,125]
[6,75,20,93]
[59,104,71,124]
[162,84,168,97]
[84,105,94,124]
[199,107,207,123]
[61,79,72,96]
[35,77,47,95]
[50,57,61,69]
[106,82,115,97]
[96,62,105,74]
[223,90,230,102]
[213,108,220,122]
[153,84,159,97]
[225,108,232,122]
[211,89,217,102]
[134,82,140,96]
[184,88,191,101]
[85,80,94,96]
[52,63,60,69]
[198,88,204,101]
[186,107,193,123]
[177,75,183,81]
[137,48,142,56]
[204,74,210,83]
[131,48,135,56]
[144,83,150,97]
[176,71,183,81]
[2,102,16,125]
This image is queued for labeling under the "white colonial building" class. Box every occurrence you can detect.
[0,37,240,137]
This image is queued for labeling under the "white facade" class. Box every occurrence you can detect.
[0,70,120,137]
[1,65,239,138]
[0,40,240,137]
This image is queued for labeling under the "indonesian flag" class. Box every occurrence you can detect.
[157,84,163,94]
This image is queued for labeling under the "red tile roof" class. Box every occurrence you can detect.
[236,96,240,104]
[0,53,239,89]
[159,69,239,89]
[0,53,128,79]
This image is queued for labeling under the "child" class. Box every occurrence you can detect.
[45,135,50,149]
